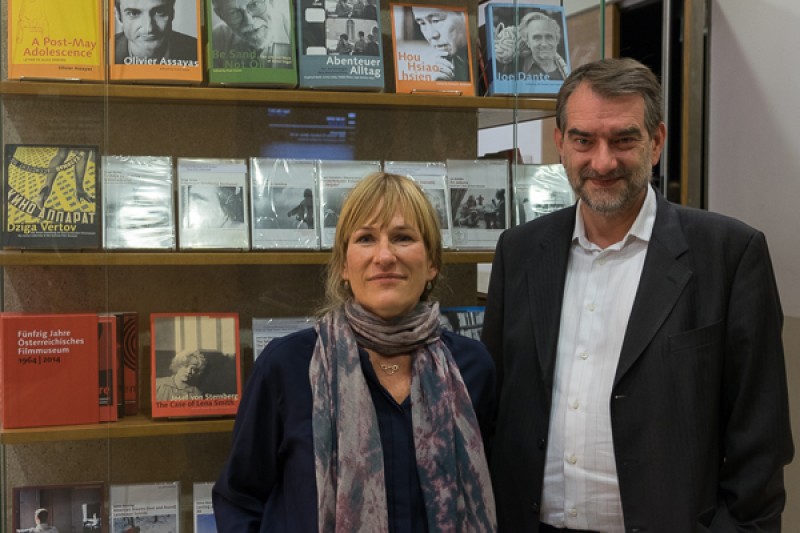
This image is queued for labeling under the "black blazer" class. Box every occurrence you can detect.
[482,189,793,532]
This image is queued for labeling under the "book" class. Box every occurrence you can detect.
[110,482,180,533]
[252,316,314,359]
[115,311,140,416]
[177,158,250,250]
[98,314,120,422]
[483,3,570,95]
[250,158,319,249]
[440,305,485,340]
[383,160,453,248]
[317,159,381,249]
[150,313,242,419]
[193,482,219,533]
[13,482,105,532]
[3,144,100,250]
[297,0,385,90]
[102,155,176,250]
[447,159,509,249]
[390,3,475,95]
[109,0,203,84]
[6,0,104,81]
[512,163,574,225]
[0,313,99,429]
[207,0,298,87]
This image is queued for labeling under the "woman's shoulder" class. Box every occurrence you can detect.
[441,330,493,371]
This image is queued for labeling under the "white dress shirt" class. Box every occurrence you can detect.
[541,186,657,532]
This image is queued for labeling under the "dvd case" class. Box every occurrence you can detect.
[178,158,250,250]
[447,159,509,250]
[512,163,574,225]
[102,155,176,250]
[317,160,381,249]
[13,482,105,532]
[383,160,453,248]
[193,482,218,533]
[250,158,319,249]
[110,482,180,533]
[252,316,315,359]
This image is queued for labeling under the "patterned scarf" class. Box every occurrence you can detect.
[311,300,497,532]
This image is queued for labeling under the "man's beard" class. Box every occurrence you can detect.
[568,156,652,216]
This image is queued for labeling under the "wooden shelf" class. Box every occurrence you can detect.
[0,250,493,266]
[0,414,234,445]
[0,80,556,126]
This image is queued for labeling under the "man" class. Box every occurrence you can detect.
[16,508,59,533]
[211,0,292,69]
[353,30,368,55]
[335,33,353,54]
[483,58,793,532]
[498,10,568,80]
[114,0,198,63]
[411,6,470,82]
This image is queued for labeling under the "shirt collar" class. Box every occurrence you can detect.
[572,185,657,250]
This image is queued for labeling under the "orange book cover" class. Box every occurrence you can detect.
[7,0,104,81]
[108,0,203,84]
[98,315,120,422]
[150,313,241,419]
[390,3,475,95]
[0,313,100,429]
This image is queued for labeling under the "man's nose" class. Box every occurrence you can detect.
[591,142,619,175]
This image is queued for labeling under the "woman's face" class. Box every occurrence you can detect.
[174,355,203,384]
[342,210,437,320]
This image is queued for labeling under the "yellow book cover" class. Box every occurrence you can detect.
[7,0,104,81]
[109,0,203,84]
[390,3,475,96]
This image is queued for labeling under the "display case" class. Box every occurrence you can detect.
[1,0,607,530]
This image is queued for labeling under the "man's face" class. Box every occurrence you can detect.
[214,0,271,50]
[526,18,558,64]
[412,7,467,58]
[555,83,665,217]
[117,0,173,58]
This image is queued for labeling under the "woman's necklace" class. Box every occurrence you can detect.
[379,363,401,375]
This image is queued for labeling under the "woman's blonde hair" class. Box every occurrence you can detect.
[321,171,443,313]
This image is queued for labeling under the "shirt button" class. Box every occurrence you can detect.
[570,400,580,410]
[578,351,588,360]
[587,303,596,312]
[569,508,578,517]
[598,258,607,265]
[567,455,577,465]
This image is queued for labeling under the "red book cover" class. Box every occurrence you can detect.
[150,313,241,419]
[115,312,140,416]
[0,313,99,429]
[98,315,119,422]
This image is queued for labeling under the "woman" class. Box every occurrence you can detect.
[154,349,206,401]
[213,172,497,532]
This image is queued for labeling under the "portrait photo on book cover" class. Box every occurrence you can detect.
[14,483,104,533]
[451,188,507,230]
[185,185,246,229]
[210,0,294,69]
[152,315,239,403]
[254,186,315,229]
[491,5,569,81]
[113,0,199,65]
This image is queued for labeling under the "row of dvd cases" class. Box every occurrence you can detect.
[3,147,574,251]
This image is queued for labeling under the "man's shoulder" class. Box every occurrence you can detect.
[662,198,761,241]
[169,31,198,53]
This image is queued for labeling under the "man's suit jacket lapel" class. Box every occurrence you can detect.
[615,193,693,386]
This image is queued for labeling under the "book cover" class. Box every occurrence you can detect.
[102,155,176,250]
[150,313,241,419]
[252,316,314,359]
[317,159,381,249]
[98,314,120,422]
[110,482,180,533]
[383,160,453,248]
[297,0,384,90]
[3,144,100,250]
[250,158,319,249]
[193,482,219,533]
[0,313,99,429]
[207,0,298,87]
[7,0,104,81]
[447,159,509,250]
[13,482,105,533]
[484,3,570,95]
[390,3,475,95]
[115,311,140,416]
[512,163,574,225]
[440,305,485,340]
[177,158,250,250]
[109,0,203,84]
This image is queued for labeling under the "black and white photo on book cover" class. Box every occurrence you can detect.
[112,0,200,65]
[110,482,179,533]
[102,155,176,250]
[13,482,104,533]
[178,158,249,250]
[250,158,319,249]
[317,160,381,248]
[513,163,574,225]
[447,159,509,249]
[151,313,241,418]
[383,160,453,248]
